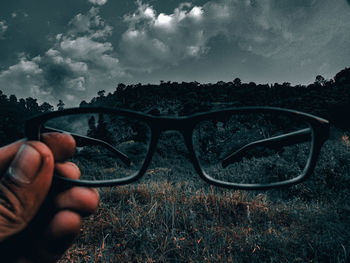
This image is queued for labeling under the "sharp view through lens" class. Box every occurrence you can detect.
[0,0,350,262]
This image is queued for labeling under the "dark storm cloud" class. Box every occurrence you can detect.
[44,63,73,88]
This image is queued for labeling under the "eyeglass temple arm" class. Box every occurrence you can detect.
[42,126,132,166]
[222,128,312,168]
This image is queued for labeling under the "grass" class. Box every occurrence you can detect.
[58,128,350,262]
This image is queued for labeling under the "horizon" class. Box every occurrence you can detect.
[0,66,348,108]
[0,0,350,107]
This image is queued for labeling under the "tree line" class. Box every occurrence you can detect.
[0,67,349,146]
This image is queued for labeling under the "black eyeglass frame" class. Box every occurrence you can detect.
[25,106,330,190]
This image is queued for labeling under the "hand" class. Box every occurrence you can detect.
[0,133,100,262]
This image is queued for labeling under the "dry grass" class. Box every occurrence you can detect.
[59,129,350,263]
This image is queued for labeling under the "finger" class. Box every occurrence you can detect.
[41,132,76,162]
[55,162,81,180]
[0,210,82,263]
[34,210,82,262]
[55,187,100,215]
[0,142,54,241]
[54,162,99,214]
[0,139,26,174]
[0,132,76,174]
[46,210,81,248]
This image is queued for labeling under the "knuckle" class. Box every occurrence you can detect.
[0,184,26,234]
[25,141,54,162]
[41,132,76,161]
[55,161,81,179]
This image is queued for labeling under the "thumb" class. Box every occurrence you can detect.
[0,142,54,241]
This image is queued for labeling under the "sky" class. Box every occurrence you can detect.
[0,0,349,107]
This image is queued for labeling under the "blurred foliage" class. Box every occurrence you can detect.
[0,90,54,145]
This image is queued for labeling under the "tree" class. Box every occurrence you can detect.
[97,90,106,97]
[9,95,17,103]
[314,75,326,86]
[25,97,39,112]
[0,90,7,102]
[94,113,114,143]
[334,67,350,85]
[57,100,65,111]
[79,100,89,107]
[282,82,291,87]
[115,83,126,93]
[248,82,257,87]
[39,102,54,112]
[87,116,97,137]
[216,81,225,86]
[18,98,26,109]
[233,77,242,86]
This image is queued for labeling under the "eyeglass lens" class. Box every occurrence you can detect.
[42,111,312,185]
[192,112,312,184]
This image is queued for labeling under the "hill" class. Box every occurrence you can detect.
[0,67,350,145]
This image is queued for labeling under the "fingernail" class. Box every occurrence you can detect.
[7,144,42,185]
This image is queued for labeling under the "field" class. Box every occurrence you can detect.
[58,127,350,263]
[1,69,350,262]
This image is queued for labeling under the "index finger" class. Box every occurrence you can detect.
[40,132,76,162]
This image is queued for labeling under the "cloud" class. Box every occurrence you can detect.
[68,7,112,39]
[0,56,45,98]
[1,0,348,105]
[120,2,216,71]
[42,7,123,103]
[119,0,349,73]
[119,0,295,71]
[0,7,123,106]
[88,0,108,6]
[202,0,302,57]
[0,20,8,39]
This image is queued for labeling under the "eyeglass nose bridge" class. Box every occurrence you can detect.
[147,117,196,158]
[149,116,194,132]
[146,117,204,178]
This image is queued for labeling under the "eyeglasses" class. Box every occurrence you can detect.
[25,106,330,190]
